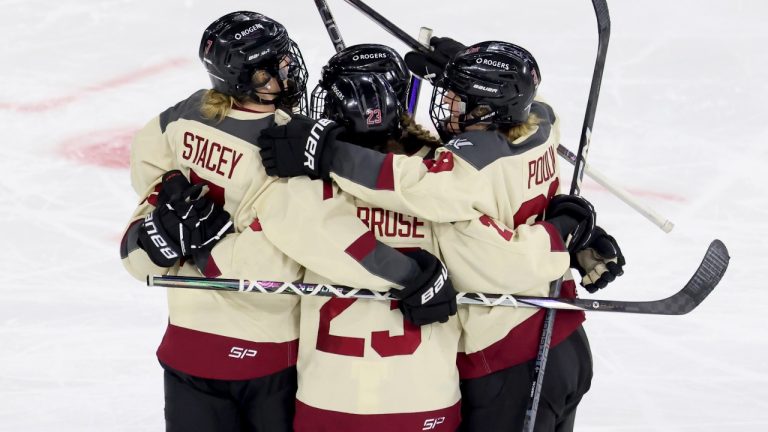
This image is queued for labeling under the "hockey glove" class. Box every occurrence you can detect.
[391,250,457,326]
[572,226,625,293]
[404,37,466,83]
[259,115,343,180]
[544,194,596,253]
[138,171,233,267]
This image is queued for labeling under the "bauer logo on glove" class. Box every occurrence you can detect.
[420,265,449,305]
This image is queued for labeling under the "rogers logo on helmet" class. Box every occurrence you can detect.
[330,84,344,100]
[234,23,265,40]
[476,58,510,70]
[353,52,387,61]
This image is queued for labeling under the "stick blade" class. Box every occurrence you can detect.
[665,239,730,315]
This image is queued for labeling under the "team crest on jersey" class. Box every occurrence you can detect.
[444,138,473,150]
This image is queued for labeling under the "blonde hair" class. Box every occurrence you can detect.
[200,89,236,122]
[200,70,274,121]
[399,114,442,149]
[503,113,541,142]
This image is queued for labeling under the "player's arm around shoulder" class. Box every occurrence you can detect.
[434,216,570,295]
[253,177,421,291]
[329,142,493,223]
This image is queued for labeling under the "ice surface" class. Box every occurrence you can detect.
[1,0,766,430]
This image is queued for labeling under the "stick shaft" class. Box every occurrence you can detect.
[557,144,674,232]
[314,0,346,51]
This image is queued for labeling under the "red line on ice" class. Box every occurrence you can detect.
[0,58,192,113]
[582,182,686,203]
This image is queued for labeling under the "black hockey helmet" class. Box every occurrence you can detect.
[199,11,308,111]
[429,41,541,137]
[313,72,402,143]
[316,44,410,106]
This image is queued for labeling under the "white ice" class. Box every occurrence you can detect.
[0,0,766,430]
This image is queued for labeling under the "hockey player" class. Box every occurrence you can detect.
[120,12,454,432]
[258,40,626,431]
[254,44,577,431]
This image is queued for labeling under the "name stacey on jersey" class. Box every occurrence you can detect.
[181,131,244,179]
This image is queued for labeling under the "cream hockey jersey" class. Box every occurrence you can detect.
[120,90,421,380]
[322,101,586,378]
[253,176,569,431]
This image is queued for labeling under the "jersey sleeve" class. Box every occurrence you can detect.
[328,141,495,223]
[253,178,422,291]
[434,216,570,295]
[130,116,176,195]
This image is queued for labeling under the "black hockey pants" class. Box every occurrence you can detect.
[162,363,296,432]
[458,325,593,432]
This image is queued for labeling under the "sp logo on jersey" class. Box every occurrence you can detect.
[422,417,446,430]
[229,347,258,359]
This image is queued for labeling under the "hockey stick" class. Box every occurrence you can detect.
[525,2,612,430]
[557,144,674,233]
[314,0,430,114]
[406,27,433,115]
[148,239,728,315]
[342,0,440,60]
[340,0,673,232]
[313,0,346,51]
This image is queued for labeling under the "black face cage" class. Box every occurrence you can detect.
[248,40,309,114]
[309,83,328,120]
[429,85,497,140]
[432,84,533,140]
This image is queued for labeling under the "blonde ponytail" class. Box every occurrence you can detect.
[200,89,235,122]
[503,113,541,142]
[200,71,273,121]
[400,114,442,149]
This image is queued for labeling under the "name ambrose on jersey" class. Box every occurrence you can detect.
[357,207,426,239]
[181,131,243,179]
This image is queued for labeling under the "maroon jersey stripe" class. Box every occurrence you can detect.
[457,280,584,379]
[294,399,461,432]
[374,152,395,190]
[533,221,567,252]
[345,231,377,262]
[249,218,263,231]
[322,180,334,200]
[201,256,222,278]
[156,323,298,380]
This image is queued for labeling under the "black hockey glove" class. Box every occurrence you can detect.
[404,37,466,83]
[572,226,625,293]
[138,171,233,267]
[544,194,596,253]
[259,115,344,180]
[391,250,457,326]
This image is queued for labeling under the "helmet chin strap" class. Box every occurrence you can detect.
[457,110,497,132]
[248,80,299,112]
